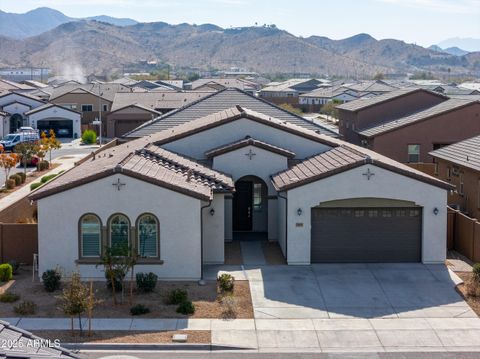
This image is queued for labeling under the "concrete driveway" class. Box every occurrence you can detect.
[204,263,480,352]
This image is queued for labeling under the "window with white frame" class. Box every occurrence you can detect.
[137,214,159,258]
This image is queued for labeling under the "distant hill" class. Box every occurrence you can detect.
[0,15,478,78]
[0,7,137,39]
[429,44,470,57]
[437,37,480,53]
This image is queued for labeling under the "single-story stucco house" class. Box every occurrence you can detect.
[29,89,452,280]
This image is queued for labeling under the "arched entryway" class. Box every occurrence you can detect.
[232,175,268,239]
[9,114,23,133]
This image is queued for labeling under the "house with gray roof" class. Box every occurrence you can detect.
[29,89,451,280]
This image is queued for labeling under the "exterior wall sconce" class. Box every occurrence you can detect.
[210,208,215,216]
[433,207,439,215]
[297,208,303,216]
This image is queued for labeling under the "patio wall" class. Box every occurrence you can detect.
[0,223,38,265]
[448,207,480,262]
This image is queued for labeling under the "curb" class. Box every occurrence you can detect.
[62,343,253,352]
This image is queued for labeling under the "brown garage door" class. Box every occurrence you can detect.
[311,207,422,263]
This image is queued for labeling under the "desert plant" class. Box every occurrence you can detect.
[8,260,20,275]
[60,271,91,335]
[130,303,150,316]
[5,179,15,190]
[42,268,62,292]
[217,273,235,293]
[0,263,13,282]
[105,269,125,292]
[82,130,97,145]
[0,151,18,186]
[41,173,58,183]
[42,130,61,165]
[473,263,480,283]
[165,288,188,305]
[30,182,42,191]
[0,292,20,303]
[176,300,195,315]
[17,172,26,183]
[37,160,49,171]
[14,141,40,175]
[220,295,238,319]
[136,272,158,293]
[9,174,21,186]
[14,300,36,315]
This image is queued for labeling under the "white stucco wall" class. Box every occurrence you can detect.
[213,145,289,240]
[28,107,82,138]
[3,102,31,115]
[36,174,203,280]
[285,164,448,264]
[0,94,43,109]
[202,194,225,264]
[163,117,331,160]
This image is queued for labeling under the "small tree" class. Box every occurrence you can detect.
[44,130,61,166]
[0,151,18,186]
[14,141,39,175]
[60,272,90,336]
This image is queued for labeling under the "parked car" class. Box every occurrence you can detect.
[0,129,40,151]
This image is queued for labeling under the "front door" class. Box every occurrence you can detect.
[233,181,253,231]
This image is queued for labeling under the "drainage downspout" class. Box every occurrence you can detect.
[199,199,212,285]
[277,191,288,263]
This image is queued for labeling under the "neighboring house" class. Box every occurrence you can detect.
[259,79,327,106]
[49,83,131,133]
[189,78,260,94]
[30,90,450,281]
[0,79,36,93]
[299,87,359,112]
[25,103,82,138]
[430,135,480,219]
[106,91,214,138]
[342,80,398,97]
[0,91,45,136]
[337,88,448,144]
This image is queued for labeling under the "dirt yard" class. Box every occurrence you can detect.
[34,330,211,344]
[455,271,480,317]
[0,268,253,319]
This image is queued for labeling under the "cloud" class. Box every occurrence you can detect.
[375,0,480,14]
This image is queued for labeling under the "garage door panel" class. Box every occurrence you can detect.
[311,207,422,263]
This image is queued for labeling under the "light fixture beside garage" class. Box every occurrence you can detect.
[210,208,215,216]
[433,207,439,215]
[297,208,303,216]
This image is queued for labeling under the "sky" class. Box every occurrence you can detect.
[0,0,479,47]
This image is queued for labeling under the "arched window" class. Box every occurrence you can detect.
[137,214,159,258]
[109,214,130,250]
[79,214,101,258]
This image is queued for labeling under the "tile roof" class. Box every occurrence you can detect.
[359,98,480,138]
[0,90,45,104]
[124,88,338,138]
[430,135,480,172]
[336,88,447,112]
[0,319,78,358]
[300,86,355,99]
[0,79,36,91]
[24,103,81,115]
[272,144,453,191]
[30,142,234,202]
[205,136,296,158]
[49,83,131,102]
[343,80,398,93]
[190,78,257,91]
[110,91,214,112]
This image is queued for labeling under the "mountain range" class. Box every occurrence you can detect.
[0,7,479,78]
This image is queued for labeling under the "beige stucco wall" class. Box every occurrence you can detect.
[36,174,203,280]
[202,194,225,264]
[285,164,448,264]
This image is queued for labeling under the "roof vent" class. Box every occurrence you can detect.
[186,169,194,182]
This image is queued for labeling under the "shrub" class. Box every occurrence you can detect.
[37,161,49,171]
[176,300,195,315]
[41,174,58,183]
[42,269,62,292]
[14,300,36,315]
[9,174,21,186]
[136,272,158,292]
[217,273,235,293]
[473,263,480,283]
[8,260,20,275]
[30,182,42,191]
[165,288,188,305]
[220,295,238,319]
[82,130,97,145]
[105,269,125,292]
[0,292,20,303]
[130,304,150,316]
[18,172,26,183]
[5,179,15,190]
[0,264,13,282]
